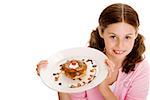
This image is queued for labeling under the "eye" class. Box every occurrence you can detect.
[110,35,116,39]
[125,36,131,39]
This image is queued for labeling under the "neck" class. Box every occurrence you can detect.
[112,59,123,69]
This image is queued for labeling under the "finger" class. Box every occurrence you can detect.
[37,63,48,68]
[37,73,40,76]
[105,59,115,72]
[105,59,115,67]
[36,67,40,76]
[107,67,112,78]
[39,60,48,64]
[37,61,48,67]
[36,60,48,76]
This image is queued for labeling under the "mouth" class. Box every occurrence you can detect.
[113,50,125,55]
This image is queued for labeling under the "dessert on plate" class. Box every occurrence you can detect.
[61,59,87,79]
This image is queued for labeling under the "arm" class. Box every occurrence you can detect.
[98,59,119,100]
[58,92,71,100]
[125,61,149,100]
[98,81,118,100]
[36,61,71,100]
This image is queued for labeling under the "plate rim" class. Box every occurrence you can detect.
[40,47,108,93]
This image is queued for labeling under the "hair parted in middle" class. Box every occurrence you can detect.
[88,3,145,74]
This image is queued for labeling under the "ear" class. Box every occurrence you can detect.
[98,26,103,38]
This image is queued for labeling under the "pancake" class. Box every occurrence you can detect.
[60,59,87,79]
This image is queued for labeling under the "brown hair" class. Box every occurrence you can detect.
[88,3,145,74]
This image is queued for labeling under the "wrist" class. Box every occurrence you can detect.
[99,81,109,90]
[98,81,118,100]
[101,80,109,86]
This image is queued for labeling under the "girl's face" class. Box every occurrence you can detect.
[100,22,137,60]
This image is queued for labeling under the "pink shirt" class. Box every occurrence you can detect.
[70,59,150,100]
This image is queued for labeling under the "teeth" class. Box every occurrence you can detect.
[114,50,124,54]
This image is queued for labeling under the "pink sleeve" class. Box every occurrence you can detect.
[125,60,150,100]
[69,91,88,100]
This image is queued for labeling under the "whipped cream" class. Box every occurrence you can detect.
[68,62,79,69]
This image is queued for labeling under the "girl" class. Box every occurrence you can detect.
[36,3,149,100]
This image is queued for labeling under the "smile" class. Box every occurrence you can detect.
[113,50,125,55]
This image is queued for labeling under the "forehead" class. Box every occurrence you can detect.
[104,22,136,35]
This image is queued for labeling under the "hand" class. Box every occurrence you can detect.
[98,59,119,100]
[36,60,48,76]
[102,59,119,85]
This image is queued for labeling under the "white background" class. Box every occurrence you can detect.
[0,0,149,100]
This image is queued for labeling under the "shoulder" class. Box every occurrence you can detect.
[135,58,150,72]
[132,58,150,80]
[123,59,150,99]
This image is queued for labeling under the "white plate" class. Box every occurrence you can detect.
[40,47,108,93]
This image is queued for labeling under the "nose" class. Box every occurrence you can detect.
[116,39,124,48]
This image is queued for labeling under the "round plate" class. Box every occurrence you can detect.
[40,47,108,93]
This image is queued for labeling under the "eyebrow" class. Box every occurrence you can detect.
[108,32,134,36]
[108,33,116,35]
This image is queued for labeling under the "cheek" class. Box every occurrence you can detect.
[126,40,135,50]
[104,40,115,50]
[104,39,115,47]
